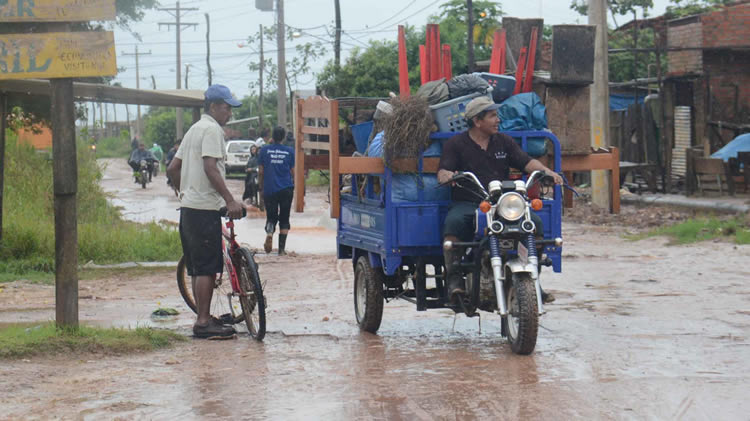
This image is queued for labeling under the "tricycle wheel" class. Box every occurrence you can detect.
[502,274,538,355]
[353,256,384,333]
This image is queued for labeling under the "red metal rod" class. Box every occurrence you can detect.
[513,47,527,95]
[523,27,538,93]
[499,29,507,74]
[419,44,428,85]
[442,44,452,80]
[398,25,410,98]
[489,29,503,74]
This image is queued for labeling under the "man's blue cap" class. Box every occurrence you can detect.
[204,84,242,107]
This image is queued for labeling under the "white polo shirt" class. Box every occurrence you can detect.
[175,114,227,210]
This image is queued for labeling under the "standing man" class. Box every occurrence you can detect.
[259,126,295,255]
[167,84,244,339]
[437,97,562,303]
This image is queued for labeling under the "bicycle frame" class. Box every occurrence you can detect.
[219,219,242,295]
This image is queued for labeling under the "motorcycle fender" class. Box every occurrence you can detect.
[505,259,535,275]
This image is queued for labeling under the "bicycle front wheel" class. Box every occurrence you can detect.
[236,247,266,341]
[177,255,244,324]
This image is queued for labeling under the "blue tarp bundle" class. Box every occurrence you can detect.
[610,93,645,111]
[366,131,450,202]
[710,133,750,163]
[498,93,547,157]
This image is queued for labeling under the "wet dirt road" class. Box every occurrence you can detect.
[1,160,748,419]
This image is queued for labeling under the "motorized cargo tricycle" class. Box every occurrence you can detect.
[335,130,564,355]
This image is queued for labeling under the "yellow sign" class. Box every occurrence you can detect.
[0,0,115,22]
[0,32,116,80]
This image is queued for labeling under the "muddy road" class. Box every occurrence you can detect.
[0,159,748,419]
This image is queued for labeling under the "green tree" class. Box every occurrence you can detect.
[143,107,192,152]
[665,0,734,18]
[427,0,503,75]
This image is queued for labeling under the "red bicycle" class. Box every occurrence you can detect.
[177,208,266,341]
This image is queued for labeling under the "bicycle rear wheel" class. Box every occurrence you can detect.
[177,255,244,324]
[236,247,266,341]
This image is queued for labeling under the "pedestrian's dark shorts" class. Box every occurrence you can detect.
[264,187,294,232]
[179,207,223,277]
[443,201,544,241]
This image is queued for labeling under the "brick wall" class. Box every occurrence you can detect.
[667,17,703,75]
[704,50,750,123]
[702,3,750,48]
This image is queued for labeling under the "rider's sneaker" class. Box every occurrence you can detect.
[264,235,273,253]
[193,319,236,339]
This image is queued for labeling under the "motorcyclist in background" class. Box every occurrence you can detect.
[150,142,164,174]
[128,142,158,181]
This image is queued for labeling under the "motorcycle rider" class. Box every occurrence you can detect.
[437,96,562,303]
[128,142,158,182]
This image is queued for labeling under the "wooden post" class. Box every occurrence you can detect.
[294,98,305,212]
[329,99,340,218]
[192,107,201,125]
[611,147,620,214]
[0,94,6,244]
[51,79,79,328]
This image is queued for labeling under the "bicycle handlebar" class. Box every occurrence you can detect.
[218,206,248,219]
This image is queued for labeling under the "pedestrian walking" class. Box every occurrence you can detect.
[166,84,244,339]
[259,126,295,255]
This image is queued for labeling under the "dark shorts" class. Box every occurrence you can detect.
[179,207,223,277]
[443,201,544,241]
[264,187,294,232]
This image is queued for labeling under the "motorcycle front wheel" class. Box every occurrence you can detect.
[502,274,538,355]
[140,170,147,188]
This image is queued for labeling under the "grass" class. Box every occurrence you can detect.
[0,267,174,285]
[306,170,330,187]
[0,132,182,278]
[629,216,750,245]
[93,135,133,159]
[0,323,186,359]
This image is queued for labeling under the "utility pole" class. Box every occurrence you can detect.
[151,75,157,90]
[467,0,475,72]
[185,64,190,89]
[205,13,213,86]
[276,0,287,127]
[334,0,341,70]
[259,24,265,131]
[159,1,198,140]
[122,46,151,138]
[589,0,611,210]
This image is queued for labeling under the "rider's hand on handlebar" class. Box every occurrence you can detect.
[225,199,245,220]
[546,171,564,186]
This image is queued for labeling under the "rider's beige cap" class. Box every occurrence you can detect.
[465,96,501,120]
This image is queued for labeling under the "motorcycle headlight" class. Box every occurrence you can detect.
[497,193,526,221]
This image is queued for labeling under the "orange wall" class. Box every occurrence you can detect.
[16,126,53,150]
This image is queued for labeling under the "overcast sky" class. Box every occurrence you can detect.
[107,0,672,116]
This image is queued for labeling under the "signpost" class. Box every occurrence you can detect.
[0,0,115,22]
[0,32,116,79]
[0,0,116,328]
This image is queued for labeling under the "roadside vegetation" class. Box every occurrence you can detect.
[631,216,750,245]
[0,133,182,280]
[92,130,133,159]
[0,323,185,359]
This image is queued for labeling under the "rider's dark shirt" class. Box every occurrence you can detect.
[439,131,531,203]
